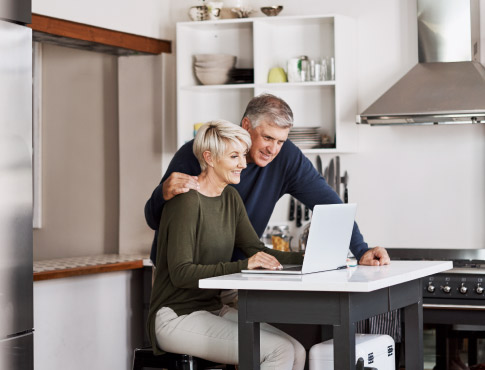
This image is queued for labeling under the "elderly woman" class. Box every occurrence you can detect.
[147,120,305,369]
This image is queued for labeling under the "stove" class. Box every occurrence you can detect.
[388,248,485,307]
[388,249,485,368]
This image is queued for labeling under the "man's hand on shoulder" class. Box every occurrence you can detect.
[358,246,390,266]
[162,172,200,201]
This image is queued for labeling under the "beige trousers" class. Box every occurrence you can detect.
[155,305,305,370]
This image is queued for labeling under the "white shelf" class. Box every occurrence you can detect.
[176,15,358,151]
[180,81,335,91]
[257,81,336,88]
[180,83,255,91]
[302,148,356,155]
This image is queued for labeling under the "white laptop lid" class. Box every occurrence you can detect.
[241,203,357,275]
[301,203,356,274]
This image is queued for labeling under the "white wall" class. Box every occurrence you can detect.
[166,0,485,251]
[32,0,172,40]
[31,0,485,251]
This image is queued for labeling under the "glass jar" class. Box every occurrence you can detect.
[271,225,291,252]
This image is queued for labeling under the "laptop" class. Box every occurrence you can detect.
[241,203,357,275]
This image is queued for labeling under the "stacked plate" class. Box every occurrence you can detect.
[228,68,254,84]
[194,54,237,85]
[288,126,326,149]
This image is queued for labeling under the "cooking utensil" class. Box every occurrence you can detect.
[335,156,339,191]
[316,155,322,175]
[327,158,335,190]
[304,205,310,221]
[289,197,295,221]
[342,171,349,203]
[296,201,302,227]
[298,222,311,251]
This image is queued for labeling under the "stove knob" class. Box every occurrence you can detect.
[459,283,468,294]
[427,283,435,293]
[442,285,451,294]
[476,284,484,295]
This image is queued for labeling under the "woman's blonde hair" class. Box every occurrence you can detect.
[193,120,251,171]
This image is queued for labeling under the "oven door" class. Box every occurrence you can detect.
[423,278,485,370]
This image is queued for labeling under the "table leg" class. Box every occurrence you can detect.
[333,294,356,370]
[321,325,333,342]
[404,301,424,370]
[238,290,260,370]
[333,324,356,369]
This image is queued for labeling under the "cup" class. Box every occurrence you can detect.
[327,57,335,80]
[208,2,223,20]
[320,58,328,80]
[287,58,301,82]
[189,5,209,21]
[300,57,309,82]
[313,62,322,81]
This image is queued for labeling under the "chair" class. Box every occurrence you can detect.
[132,347,236,370]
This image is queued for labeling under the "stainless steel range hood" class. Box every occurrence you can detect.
[359,0,485,126]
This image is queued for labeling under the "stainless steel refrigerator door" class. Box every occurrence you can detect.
[0,333,33,370]
[0,20,33,338]
[0,0,31,25]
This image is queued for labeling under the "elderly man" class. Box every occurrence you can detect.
[145,93,389,266]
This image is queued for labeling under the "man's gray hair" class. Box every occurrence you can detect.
[241,93,293,129]
[193,120,251,171]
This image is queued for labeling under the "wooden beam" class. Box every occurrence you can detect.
[29,13,171,56]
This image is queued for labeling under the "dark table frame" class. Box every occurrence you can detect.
[238,279,424,370]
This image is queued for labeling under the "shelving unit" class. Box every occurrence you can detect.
[176,14,357,153]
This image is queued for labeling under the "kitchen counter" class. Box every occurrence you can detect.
[33,253,149,281]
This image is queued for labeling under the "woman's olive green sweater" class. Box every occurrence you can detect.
[147,187,303,354]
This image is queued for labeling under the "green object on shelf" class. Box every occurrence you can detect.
[268,67,287,83]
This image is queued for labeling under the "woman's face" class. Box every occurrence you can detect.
[212,140,248,185]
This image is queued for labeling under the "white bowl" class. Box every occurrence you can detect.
[194,54,236,64]
[195,59,236,69]
[195,69,230,85]
[194,66,231,73]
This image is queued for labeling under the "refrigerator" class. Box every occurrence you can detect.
[0,0,34,369]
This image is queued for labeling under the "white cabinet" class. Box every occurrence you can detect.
[176,15,357,153]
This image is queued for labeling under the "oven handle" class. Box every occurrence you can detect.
[424,303,485,310]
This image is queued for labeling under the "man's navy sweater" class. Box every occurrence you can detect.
[145,139,368,263]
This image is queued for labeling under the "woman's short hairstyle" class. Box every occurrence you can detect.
[241,93,293,129]
[193,120,252,171]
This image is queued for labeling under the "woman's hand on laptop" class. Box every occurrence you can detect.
[358,247,390,266]
[248,252,283,270]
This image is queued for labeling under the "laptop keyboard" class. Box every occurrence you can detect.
[281,265,302,271]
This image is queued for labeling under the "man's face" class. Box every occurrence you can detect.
[242,118,290,167]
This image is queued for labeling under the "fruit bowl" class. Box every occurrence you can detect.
[261,6,283,17]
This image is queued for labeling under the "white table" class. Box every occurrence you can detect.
[199,260,452,370]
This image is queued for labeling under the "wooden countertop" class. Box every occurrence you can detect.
[34,254,150,281]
